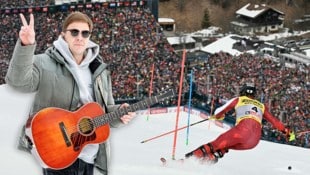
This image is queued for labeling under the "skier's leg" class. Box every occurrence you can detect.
[209,119,262,155]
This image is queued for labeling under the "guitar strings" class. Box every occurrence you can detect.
[63,118,97,148]
[65,118,96,135]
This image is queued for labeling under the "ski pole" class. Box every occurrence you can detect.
[140,118,213,143]
[297,130,310,136]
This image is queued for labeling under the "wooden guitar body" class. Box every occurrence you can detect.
[30,102,109,169]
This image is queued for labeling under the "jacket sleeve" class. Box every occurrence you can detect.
[263,106,286,132]
[99,71,123,128]
[5,39,40,92]
[213,97,239,119]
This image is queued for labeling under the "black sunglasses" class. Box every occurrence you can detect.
[65,29,91,38]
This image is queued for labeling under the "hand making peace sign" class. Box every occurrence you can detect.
[19,13,35,45]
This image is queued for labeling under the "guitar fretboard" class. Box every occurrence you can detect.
[93,90,175,127]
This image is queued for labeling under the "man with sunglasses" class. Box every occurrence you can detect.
[6,12,135,175]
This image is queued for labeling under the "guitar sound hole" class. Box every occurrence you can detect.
[78,117,94,135]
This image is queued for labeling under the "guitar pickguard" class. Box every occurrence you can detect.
[70,132,96,151]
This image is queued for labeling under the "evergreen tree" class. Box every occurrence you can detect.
[201,8,211,29]
[177,0,185,12]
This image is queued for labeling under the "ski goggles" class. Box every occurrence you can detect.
[65,29,91,38]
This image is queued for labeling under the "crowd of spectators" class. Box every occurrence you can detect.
[191,52,309,148]
[0,1,309,148]
[0,0,53,8]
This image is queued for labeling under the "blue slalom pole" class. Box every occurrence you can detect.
[186,70,193,145]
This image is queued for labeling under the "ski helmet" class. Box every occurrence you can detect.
[239,83,256,97]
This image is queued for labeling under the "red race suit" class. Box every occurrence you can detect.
[210,96,286,152]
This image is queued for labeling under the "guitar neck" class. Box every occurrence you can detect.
[93,90,175,127]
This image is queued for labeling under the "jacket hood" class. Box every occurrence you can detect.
[46,36,100,68]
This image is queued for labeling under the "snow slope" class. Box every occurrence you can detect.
[0,84,309,175]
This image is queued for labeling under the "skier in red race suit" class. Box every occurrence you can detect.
[185,83,293,163]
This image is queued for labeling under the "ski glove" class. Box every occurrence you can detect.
[283,128,290,137]
[283,128,295,141]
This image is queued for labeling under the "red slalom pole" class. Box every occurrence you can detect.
[171,49,186,160]
[147,63,155,121]
[140,118,210,144]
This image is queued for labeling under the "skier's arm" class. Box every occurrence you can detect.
[263,106,288,134]
[213,97,239,120]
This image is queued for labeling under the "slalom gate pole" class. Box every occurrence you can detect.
[147,63,155,121]
[208,91,215,129]
[140,118,210,144]
[186,70,194,145]
[171,49,186,160]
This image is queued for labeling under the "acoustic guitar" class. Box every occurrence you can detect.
[28,89,175,169]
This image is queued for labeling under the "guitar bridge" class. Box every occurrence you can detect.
[59,122,72,147]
